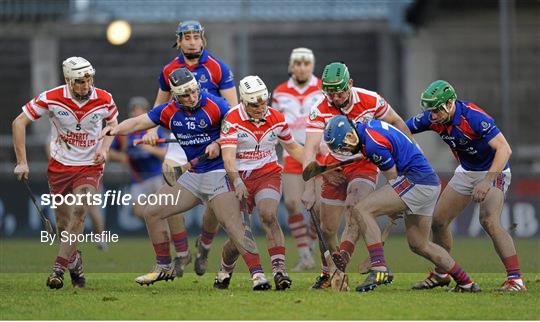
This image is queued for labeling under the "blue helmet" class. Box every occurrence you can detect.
[172,20,206,48]
[323,115,360,156]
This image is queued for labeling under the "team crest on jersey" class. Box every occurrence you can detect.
[481,121,490,131]
[309,109,318,120]
[89,113,100,124]
[199,74,208,83]
[198,119,208,128]
[221,121,231,134]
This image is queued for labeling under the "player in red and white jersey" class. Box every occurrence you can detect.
[13,57,118,289]
[272,48,326,271]
[215,76,304,290]
[302,62,415,289]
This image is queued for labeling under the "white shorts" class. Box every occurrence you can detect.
[165,133,187,164]
[129,175,163,198]
[448,165,511,196]
[178,170,233,203]
[389,176,441,217]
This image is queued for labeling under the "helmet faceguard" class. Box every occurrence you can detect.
[288,47,315,85]
[169,67,201,110]
[239,75,269,122]
[173,20,206,59]
[62,56,95,101]
[420,80,457,124]
[323,115,361,156]
[322,62,352,109]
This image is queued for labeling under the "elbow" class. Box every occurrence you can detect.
[506,145,512,158]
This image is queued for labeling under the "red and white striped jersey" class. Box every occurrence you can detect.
[22,85,118,166]
[272,75,322,146]
[220,105,294,172]
[306,86,390,161]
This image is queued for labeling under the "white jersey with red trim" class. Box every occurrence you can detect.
[220,105,293,172]
[306,86,390,161]
[272,75,322,146]
[22,85,118,166]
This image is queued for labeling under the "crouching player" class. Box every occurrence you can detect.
[407,80,525,292]
[102,67,271,290]
[214,76,304,290]
[13,57,118,289]
[324,115,480,293]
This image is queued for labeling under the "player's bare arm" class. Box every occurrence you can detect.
[281,141,304,165]
[142,89,172,144]
[381,106,416,141]
[221,146,248,200]
[472,132,512,202]
[101,114,156,139]
[301,131,322,209]
[12,112,33,180]
[219,87,239,106]
[94,119,118,165]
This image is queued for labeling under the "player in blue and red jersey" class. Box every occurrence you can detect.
[407,80,525,292]
[146,21,239,276]
[102,68,271,290]
[324,115,480,293]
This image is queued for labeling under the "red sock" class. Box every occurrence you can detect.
[503,255,522,280]
[171,231,189,256]
[339,240,355,264]
[268,246,286,274]
[367,242,387,268]
[54,256,69,272]
[288,214,310,250]
[448,263,472,286]
[241,251,263,276]
[200,228,217,249]
[153,242,171,265]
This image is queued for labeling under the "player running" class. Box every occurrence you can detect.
[214,76,304,290]
[272,48,324,271]
[144,20,239,275]
[13,57,118,289]
[324,115,480,293]
[407,80,525,292]
[302,62,414,289]
[102,68,271,290]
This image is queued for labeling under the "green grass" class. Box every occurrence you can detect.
[1,237,539,320]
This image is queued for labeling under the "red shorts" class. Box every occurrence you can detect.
[283,154,327,175]
[320,154,378,204]
[241,163,282,213]
[47,158,104,195]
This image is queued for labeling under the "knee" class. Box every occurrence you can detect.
[320,222,336,237]
[260,209,278,228]
[71,205,86,223]
[480,216,499,234]
[283,198,300,214]
[431,218,449,234]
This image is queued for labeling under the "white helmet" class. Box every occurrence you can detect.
[62,56,95,80]
[239,75,268,105]
[288,47,315,73]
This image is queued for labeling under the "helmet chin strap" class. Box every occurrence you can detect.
[182,47,203,60]
[69,80,93,101]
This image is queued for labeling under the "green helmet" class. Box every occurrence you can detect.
[322,62,350,93]
[420,80,457,110]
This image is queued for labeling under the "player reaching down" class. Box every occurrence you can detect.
[215,76,304,290]
[324,115,480,293]
[13,57,118,289]
[102,68,271,290]
[407,80,525,292]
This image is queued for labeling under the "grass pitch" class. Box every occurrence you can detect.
[1,236,539,320]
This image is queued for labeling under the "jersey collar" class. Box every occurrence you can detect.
[287,75,318,94]
[238,103,271,122]
[63,85,97,105]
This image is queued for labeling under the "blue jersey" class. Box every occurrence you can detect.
[147,92,229,173]
[356,120,440,186]
[406,100,505,171]
[111,127,168,183]
[159,49,235,97]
